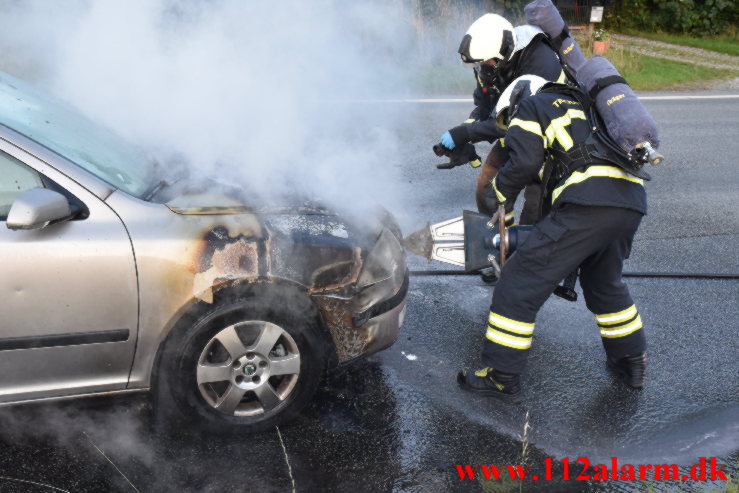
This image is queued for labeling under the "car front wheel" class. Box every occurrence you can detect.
[155,296,326,433]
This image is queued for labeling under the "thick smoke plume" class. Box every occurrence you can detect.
[0,0,436,216]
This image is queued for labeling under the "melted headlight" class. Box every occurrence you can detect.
[353,228,406,316]
[357,229,403,289]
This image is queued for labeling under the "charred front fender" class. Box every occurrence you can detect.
[265,212,407,363]
[118,192,406,386]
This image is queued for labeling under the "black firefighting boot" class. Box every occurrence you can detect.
[607,352,647,389]
[479,267,498,284]
[457,367,521,403]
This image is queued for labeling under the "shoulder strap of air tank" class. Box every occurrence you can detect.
[539,83,591,109]
[588,75,629,100]
[548,26,569,52]
[532,31,553,51]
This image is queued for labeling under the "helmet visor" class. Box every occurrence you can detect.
[458,34,484,65]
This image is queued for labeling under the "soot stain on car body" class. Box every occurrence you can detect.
[181,205,388,363]
[192,226,262,303]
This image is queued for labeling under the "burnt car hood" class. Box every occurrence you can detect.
[165,192,395,243]
[163,191,402,295]
[165,192,334,215]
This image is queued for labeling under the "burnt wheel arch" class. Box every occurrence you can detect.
[152,281,335,432]
[152,280,338,388]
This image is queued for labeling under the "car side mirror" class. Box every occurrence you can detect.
[6,188,72,231]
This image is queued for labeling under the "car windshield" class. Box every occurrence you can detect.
[0,71,151,198]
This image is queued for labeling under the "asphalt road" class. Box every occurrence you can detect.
[0,93,737,492]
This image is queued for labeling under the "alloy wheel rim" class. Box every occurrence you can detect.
[196,321,300,417]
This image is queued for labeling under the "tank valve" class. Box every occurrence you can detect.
[641,142,664,166]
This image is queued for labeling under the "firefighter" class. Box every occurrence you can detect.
[457,75,649,401]
[439,13,568,220]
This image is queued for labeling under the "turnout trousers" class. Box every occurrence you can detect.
[482,204,647,374]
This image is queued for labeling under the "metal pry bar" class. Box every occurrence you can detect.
[402,215,467,266]
[403,209,502,269]
[428,216,465,266]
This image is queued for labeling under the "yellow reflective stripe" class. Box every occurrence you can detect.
[600,315,642,333]
[509,118,545,144]
[491,176,506,202]
[596,304,638,325]
[552,166,644,203]
[464,118,476,124]
[504,211,515,226]
[544,109,585,151]
[499,138,505,148]
[600,316,643,338]
[469,159,482,168]
[486,327,532,349]
[556,70,567,84]
[538,163,546,180]
[488,313,534,335]
[489,312,535,328]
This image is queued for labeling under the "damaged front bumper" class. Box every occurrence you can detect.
[354,270,408,357]
[312,226,408,363]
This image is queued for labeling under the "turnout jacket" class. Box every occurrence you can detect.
[492,91,647,216]
[461,32,567,144]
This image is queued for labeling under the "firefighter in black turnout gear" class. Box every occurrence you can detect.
[457,75,649,401]
[439,13,568,220]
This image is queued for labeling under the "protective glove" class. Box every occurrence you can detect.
[447,125,472,150]
[433,142,481,169]
[440,131,455,150]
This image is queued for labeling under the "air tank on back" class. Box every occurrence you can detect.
[524,0,661,162]
[524,0,586,75]
[577,55,660,154]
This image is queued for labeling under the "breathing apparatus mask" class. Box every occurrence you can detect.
[477,63,503,91]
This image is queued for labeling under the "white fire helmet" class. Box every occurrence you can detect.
[494,75,549,130]
[458,14,516,65]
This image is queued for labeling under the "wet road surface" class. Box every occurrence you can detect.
[0,94,737,492]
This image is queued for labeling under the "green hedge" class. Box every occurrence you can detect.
[606,0,738,36]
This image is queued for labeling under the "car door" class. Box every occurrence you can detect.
[0,144,139,403]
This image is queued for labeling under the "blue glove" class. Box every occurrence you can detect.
[440,131,455,150]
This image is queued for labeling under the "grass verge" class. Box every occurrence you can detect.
[619,29,739,57]
[575,33,738,91]
[611,53,737,90]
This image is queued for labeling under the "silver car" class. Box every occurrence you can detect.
[0,72,407,432]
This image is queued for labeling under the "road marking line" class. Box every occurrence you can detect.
[640,95,739,100]
[276,426,297,493]
[0,476,70,493]
[83,432,140,493]
[356,94,739,103]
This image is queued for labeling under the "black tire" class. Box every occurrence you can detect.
[154,295,326,434]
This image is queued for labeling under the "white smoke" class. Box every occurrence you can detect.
[0,0,429,215]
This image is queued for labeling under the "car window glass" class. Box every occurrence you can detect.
[0,72,152,198]
[0,151,44,219]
